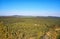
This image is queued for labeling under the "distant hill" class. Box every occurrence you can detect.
[0,15,60,18]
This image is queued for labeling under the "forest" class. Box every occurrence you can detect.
[0,16,60,39]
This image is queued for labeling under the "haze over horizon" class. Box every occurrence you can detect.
[0,0,60,17]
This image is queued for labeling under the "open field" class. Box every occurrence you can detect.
[0,16,60,39]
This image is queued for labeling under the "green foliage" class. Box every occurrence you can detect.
[0,17,60,39]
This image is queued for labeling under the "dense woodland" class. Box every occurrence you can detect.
[0,16,60,39]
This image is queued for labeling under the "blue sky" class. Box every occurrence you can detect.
[0,0,60,16]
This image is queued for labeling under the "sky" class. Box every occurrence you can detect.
[0,0,60,16]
